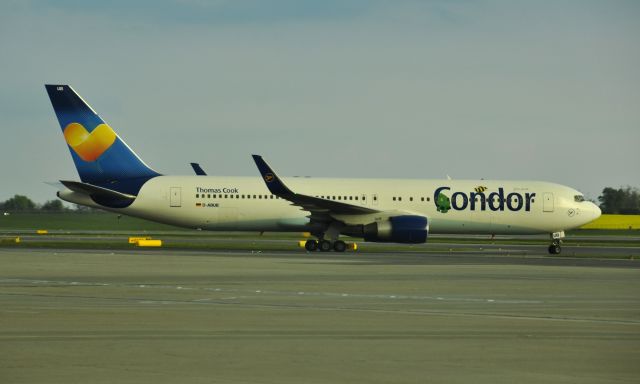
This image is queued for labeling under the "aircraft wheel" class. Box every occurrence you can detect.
[304,240,318,251]
[548,244,561,255]
[318,240,333,252]
[333,240,347,252]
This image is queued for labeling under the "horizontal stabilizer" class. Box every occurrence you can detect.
[60,180,136,200]
[44,181,65,189]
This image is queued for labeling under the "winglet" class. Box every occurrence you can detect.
[190,162,207,176]
[251,155,294,196]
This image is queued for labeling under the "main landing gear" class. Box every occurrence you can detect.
[548,231,565,255]
[302,223,353,253]
[304,239,348,252]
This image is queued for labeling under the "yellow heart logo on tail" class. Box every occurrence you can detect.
[63,122,117,162]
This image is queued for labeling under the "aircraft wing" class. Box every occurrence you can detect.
[252,155,379,222]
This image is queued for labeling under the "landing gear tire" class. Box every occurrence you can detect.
[305,240,318,252]
[318,240,333,252]
[333,240,347,253]
[548,243,561,255]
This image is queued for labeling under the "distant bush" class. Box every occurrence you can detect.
[1,195,37,211]
[41,200,66,212]
[1,195,75,213]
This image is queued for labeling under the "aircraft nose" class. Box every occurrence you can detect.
[589,202,602,221]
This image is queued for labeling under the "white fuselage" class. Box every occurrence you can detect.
[59,176,601,236]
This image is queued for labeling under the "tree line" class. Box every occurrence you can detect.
[0,195,97,213]
[598,187,640,214]
[2,187,639,214]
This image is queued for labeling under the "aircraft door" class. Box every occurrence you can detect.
[543,192,554,212]
[170,187,182,207]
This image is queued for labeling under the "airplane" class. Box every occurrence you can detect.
[45,84,601,254]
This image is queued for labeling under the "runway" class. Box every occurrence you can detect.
[1,247,639,383]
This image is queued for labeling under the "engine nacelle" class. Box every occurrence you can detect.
[363,215,428,243]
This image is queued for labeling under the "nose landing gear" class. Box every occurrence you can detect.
[548,241,562,255]
[548,231,565,255]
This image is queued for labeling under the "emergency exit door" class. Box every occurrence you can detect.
[170,187,182,207]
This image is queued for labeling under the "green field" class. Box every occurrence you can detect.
[0,212,185,231]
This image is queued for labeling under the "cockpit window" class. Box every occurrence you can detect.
[574,195,585,202]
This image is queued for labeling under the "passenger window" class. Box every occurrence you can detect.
[393,197,396,201]
[410,197,413,202]
[398,197,402,201]
[421,197,424,202]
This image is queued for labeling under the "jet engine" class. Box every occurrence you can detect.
[363,215,428,243]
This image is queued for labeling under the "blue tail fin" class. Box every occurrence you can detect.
[45,85,160,195]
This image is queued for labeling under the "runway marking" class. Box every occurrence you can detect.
[1,310,40,314]
[2,277,640,326]
[0,277,543,304]
[1,291,639,326]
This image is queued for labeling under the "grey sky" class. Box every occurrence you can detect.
[1,0,638,204]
